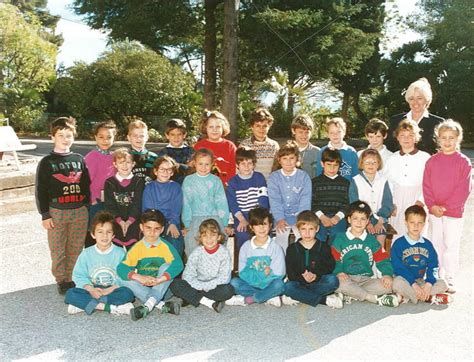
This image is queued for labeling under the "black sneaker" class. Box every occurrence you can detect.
[57,282,69,295]
[212,301,224,313]
[161,301,180,315]
[130,305,149,321]
[180,299,190,308]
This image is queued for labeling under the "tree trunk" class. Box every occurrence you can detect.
[204,0,219,109]
[351,93,367,125]
[221,0,239,143]
[341,92,350,122]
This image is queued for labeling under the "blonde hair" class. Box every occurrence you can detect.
[434,119,463,150]
[113,147,133,162]
[358,149,383,171]
[405,77,432,108]
[196,219,226,245]
[200,109,230,137]
[326,117,346,135]
[394,119,422,143]
[128,118,148,134]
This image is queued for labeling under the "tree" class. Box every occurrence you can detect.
[0,3,57,130]
[53,41,197,135]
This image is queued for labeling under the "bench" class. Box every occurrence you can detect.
[0,126,37,170]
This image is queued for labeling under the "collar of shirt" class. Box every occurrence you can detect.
[166,143,187,149]
[238,172,254,180]
[361,170,381,184]
[96,147,111,155]
[324,173,339,180]
[250,236,271,250]
[298,144,309,152]
[131,147,147,154]
[328,141,349,150]
[280,168,297,177]
[251,136,268,143]
[346,229,368,241]
[94,244,114,255]
[406,109,429,123]
[404,234,425,246]
[115,173,134,182]
[143,238,162,248]
[399,148,419,156]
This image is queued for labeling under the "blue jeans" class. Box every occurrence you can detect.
[230,277,285,303]
[120,264,173,303]
[317,219,347,244]
[284,274,340,307]
[65,287,135,315]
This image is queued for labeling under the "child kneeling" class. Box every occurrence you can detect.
[284,211,341,309]
[227,207,285,307]
[391,205,452,305]
[170,219,234,313]
[118,209,184,321]
[65,211,135,315]
[331,201,399,307]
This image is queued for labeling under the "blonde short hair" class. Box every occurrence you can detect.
[394,119,422,143]
[200,109,231,137]
[128,119,148,134]
[405,78,432,108]
[434,119,463,150]
[358,149,383,171]
[326,117,346,135]
[113,147,133,162]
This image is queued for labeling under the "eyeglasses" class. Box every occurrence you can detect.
[158,167,173,173]
[363,160,378,165]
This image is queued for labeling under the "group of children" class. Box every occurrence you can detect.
[35,107,471,320]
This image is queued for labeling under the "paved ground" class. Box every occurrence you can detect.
[0,143,473,361]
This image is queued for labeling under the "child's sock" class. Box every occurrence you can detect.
[144,297,157,311]
[365,294,377,304]
[104,304,111,313]
[199,296,215,309]
[244,296,255,305]
[155,301,165,311]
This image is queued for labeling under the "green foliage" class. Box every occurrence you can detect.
[53,40,198,136]
[0,3,57,131]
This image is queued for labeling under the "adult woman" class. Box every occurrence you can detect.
[386,78,444,155]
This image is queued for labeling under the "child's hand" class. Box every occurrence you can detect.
[236,219,249,232]
[412,283,426,300]
[391,205,397,217]
[167,224,180,238]
[319,215,332,227]
[337,272,349,283]
[264,266,271,276]
[381,275,393,289]
[373,219,386,234]
[302,270,316,283]
[42,218,55,230]
[421,282,432,300]
[367,223,376,234]
[430,205,445,218]
[181,228,188,236]
[275,219,288,233]
[101,285,118,296]
[415,200,425,208]
[85,285,103,299]
[224,226,234,236]
[134,274,156,286]
[330,215,340,226]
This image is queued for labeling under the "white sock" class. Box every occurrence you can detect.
[199,296,215,309]
[155,301,165,310]
[110,305,118,314]
[144,297,157,311]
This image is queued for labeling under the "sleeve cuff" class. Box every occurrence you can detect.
[163,272,171,281]
[315,211,323,218]
[127,272,136,280]
[336,211,345,220]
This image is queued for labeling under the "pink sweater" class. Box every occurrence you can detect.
[84,149,115,203]
[423,152,472,218]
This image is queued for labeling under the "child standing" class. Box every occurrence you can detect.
[392,205,452,305]
[423,120,471,292]
[182,149,230,256]
[118,210,183,321]
[357,119,393,175]
[65,211,135,315]
[316,117,358,180]
[226,147,269,250]
[142,156,184,256]
[84,120,117,247]
[157,119,194,185]
[291,114,320,178]
[386,119,430,241]
[170,219,234,313]
[104,148,145,250]
[311,148,350,244]
[331,201,398,307]
[349,149,393,247]
[127,119,158,184]
[36,117,90,295]
[268,141,311,251]
[239,107,279,178]
[226,207,286,307]
[194,110,237,186]
[284,211,342,309]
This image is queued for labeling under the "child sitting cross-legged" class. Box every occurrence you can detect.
[331,201,399,307]
[226,207,286,307]
[170,219,234,313]
[65,211,135,315]
[283,211,342,309]
[118,209,184,321]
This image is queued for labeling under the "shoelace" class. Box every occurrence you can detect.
[430,296,443,305]
[343,296,357,305]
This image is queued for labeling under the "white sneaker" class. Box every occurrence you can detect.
[111,302,135,315]
[265,296,282,307]
[225,295,246,306]
[326,294,343,309]
[68,304,84,314]
[343,295,358,305]
[281,295,300,306]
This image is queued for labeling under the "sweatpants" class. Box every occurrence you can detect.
[336,275,392,300]
[65,287,135,315]
[170,279,234,307]
[48,206,88,283]
[428,215,464,282]
[392,276,448,304]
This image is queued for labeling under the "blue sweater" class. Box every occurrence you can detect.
[142,180,182,226]
[268,169,311,225]
[72,245,126,289]
[226,171,269,217]
[391,235,440,285]
[315,144,359,180]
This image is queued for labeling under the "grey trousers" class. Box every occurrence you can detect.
[336,275,392,300]
[392,276,448,304]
